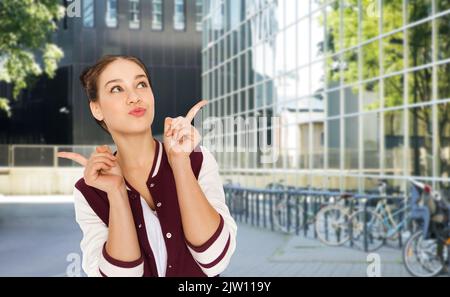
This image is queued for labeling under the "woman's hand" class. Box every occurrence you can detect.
[57,145,125,194]
[164,100,208,167]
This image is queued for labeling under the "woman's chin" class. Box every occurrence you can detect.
[115,124,151,135]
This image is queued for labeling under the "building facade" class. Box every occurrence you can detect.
[201,0,450,194]
[0,0,204,145]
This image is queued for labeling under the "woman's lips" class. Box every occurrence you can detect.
[129,108,146,117]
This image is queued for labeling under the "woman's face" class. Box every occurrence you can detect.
[90,59,155,135]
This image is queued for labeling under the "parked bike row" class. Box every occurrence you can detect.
[223,179,450,277]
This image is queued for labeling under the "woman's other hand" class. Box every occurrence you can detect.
[57,145,125,194]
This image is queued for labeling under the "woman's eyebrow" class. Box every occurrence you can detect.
[104,74,147,88]
[135,74,147,80]
[104,79,122,88]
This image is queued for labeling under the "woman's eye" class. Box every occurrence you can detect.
[111,86,122,93]
[137,82,147,88]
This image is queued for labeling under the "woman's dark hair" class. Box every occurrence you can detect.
[79,55,153,134]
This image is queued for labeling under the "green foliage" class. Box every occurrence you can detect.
[0,0,65,117]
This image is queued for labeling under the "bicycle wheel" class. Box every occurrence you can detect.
[403,230,446,277]
[349,210,386,252]
[315,205,351,246]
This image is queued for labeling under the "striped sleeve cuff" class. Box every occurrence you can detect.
[185,214,232,276]
[98,242,144,277]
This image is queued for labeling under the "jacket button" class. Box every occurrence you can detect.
[150,183,155,188]
[156,202,162,208]
[166,232,172,239]
[168,265,172,269]
[138,224,142,229]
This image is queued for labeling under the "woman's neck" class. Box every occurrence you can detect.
[113,130,156,171]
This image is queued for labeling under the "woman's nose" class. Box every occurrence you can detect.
[126,90,142,104]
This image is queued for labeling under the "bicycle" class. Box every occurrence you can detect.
[342,180,409,252]
[314,192,358,246]
[403,179,450,277]
[349,197,410,251]
[314,182,406,251]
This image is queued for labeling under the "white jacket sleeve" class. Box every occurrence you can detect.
[73,186,144,277]
[184,146,238,277]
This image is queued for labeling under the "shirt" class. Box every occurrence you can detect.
[73,138,237,277]
[139,197,167,277]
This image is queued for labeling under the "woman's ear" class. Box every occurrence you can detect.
[89,101,104,121]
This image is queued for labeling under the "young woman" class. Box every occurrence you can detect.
[58,55,237,277]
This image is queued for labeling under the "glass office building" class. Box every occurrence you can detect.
[201,0,450,194]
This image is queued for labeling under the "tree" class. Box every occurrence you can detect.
[323,0,450,179]
[0,0,64,117]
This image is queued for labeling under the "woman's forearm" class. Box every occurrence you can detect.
[171,157,221,247]
[105,185,142,262]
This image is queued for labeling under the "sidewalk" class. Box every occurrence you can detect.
[222,224,410,277]
[0,202,82,277]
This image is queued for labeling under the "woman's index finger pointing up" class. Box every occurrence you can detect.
[185,99,208,123]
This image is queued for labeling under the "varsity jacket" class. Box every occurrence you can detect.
[73,138,237,277]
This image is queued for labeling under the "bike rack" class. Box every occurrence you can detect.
[223,185,408,252]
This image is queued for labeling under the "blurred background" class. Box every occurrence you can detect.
[0,0,449,277]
